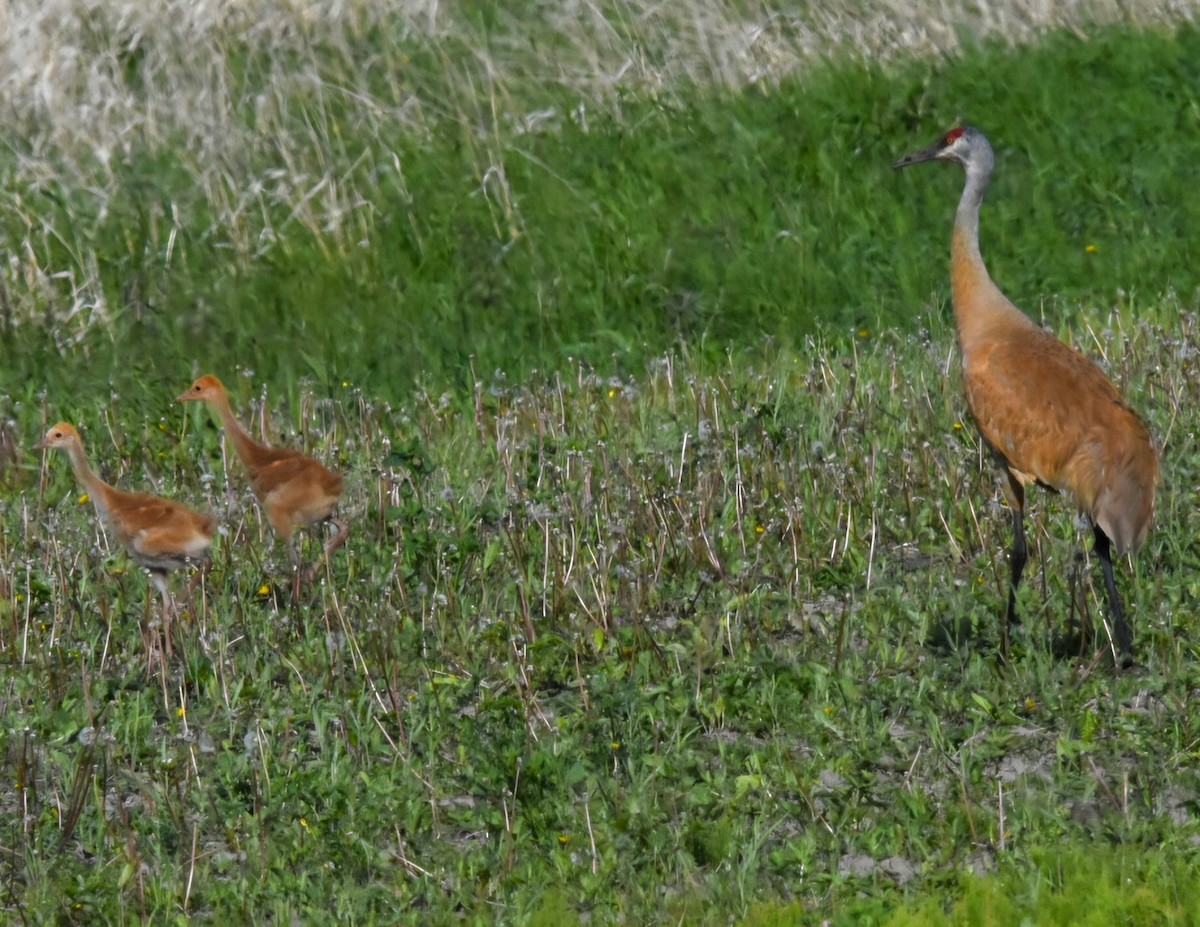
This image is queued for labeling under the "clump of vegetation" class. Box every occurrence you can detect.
[5,306,1200,922]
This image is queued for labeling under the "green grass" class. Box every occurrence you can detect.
[1,22,1200,395]
[3,3,1200,923]
[4,304,1200,923]
[815,847,1200,926]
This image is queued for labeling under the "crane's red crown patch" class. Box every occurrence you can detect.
[945,127,965,144]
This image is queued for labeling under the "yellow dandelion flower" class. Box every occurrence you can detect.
[342,381,350,388]
[755,525,765,535]
[611,741,622,752]
[77,493,90,505]
[1085,244,1098,253]
[858,328,870,338]
[608,388,617,398]
[953,422,964,431]
[258,584,271,596]
[557,834,569,846]
[176,707,186,718]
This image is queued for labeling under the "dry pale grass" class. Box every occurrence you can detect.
[511,0,1199,94]
[0,0,1194,178]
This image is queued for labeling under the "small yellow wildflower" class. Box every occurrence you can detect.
[1085,244,1098,253]
[258,584,271,596]
[342,381,350,388]
[176,707,186,718]
[1024,697,1037,712]
[300,818,310,830]
[823,705,835,717]
[858,328,870,338]
[755,525,765,534]
[557,834,569,846]
[609,388,617,398]
[953,422,964,431]
[611,741,622,752]
[77,493,90,505]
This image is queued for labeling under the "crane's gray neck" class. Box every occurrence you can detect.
[954,137,995,259]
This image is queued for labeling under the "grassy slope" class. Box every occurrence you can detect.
[0,25,1198,397]
[1,4,1200,924]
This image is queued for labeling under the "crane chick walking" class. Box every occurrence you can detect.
[178,375,348,600]
[894,127,1158,661]
[36,422,216,655]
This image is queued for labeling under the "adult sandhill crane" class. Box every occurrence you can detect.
[177,375,348,600]
[36,422,216,651]
[894,126,1158,661]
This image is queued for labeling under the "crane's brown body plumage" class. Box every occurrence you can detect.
[896,127,1158,660]
[36,422,215,622]
[178,375,348,597]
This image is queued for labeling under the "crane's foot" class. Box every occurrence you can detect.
[1109,618,1135,669]
[299,517,350,588]
[325,517,350,558]
[182,558,213,618]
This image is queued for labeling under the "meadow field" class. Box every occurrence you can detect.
[2,1,1200,923]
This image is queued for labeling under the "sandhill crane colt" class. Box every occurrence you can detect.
[177,375,348,599]
[36,422,216,651]
[894,126,1158,661]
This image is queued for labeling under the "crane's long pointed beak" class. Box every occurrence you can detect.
[893,140,945,170]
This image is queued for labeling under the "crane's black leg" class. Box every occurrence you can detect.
[1005,483,1027,627]
[1092,526,1133,664]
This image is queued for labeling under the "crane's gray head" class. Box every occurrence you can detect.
[893,126,993,174]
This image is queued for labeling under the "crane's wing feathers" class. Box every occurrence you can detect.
[965,329,1157,551]
[106,490,216,566]
[250,453,343,500]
